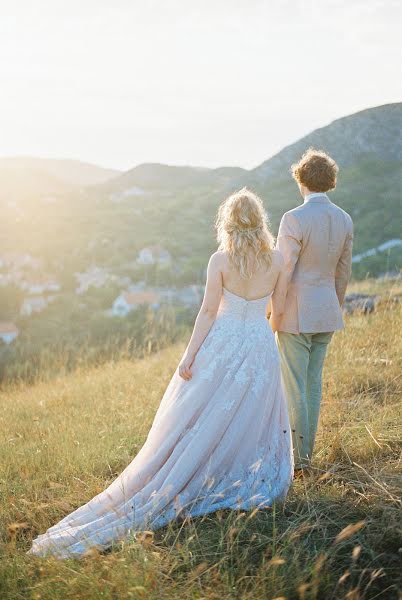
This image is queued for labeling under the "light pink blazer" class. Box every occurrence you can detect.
[276,194,353,334]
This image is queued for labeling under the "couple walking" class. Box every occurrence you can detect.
[29,148,353,558]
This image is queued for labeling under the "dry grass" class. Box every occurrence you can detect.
[0,285,401,600]
[346,276,402,298]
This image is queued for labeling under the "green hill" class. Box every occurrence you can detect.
[93,102,402,278]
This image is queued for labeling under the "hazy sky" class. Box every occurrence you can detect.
[0,0,401,171]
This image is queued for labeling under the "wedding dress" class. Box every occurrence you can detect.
[28,287,293,558]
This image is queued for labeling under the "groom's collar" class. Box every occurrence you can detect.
[303,192,330,204]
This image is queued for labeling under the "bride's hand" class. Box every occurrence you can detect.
[179,353,195,381]
[269,315,280,333]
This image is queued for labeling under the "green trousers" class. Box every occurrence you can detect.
[276,331,333,469]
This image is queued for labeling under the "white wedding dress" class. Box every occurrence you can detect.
[29,288,293,558]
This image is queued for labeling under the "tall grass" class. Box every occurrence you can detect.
[0,305,192,385]
[0,295,401,599]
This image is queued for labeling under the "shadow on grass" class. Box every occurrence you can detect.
[153,475,401,600]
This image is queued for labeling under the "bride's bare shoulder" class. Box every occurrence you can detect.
[209,250,229,270]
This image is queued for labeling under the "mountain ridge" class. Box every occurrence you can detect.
[2,102,399,194]
[248,102,402,182]
[0,157,121,188]
[97,102,401,195]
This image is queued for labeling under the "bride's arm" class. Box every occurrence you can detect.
[179,252,223,380]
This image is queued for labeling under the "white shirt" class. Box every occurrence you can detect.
[304,192,329,203]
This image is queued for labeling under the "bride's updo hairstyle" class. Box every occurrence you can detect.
[216,187,274,279]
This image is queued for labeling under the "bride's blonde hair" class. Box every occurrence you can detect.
[216,187,274,279]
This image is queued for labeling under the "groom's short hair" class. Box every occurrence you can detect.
[291,148,339,192]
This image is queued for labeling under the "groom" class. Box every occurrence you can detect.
[274,148,353,474]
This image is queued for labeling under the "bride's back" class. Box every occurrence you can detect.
[215,188,280,301]
[220,249,281,301]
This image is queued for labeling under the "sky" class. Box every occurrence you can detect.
[0,0,401,171]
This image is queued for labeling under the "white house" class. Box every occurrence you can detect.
[112,290,160,317]
[110,187,147,202]
[5,253,41,270]
[75,266,109,294]
[110,274,132,287]
[19,279,61,294]
[137,246,172,266]
[127,281,146,293]
[0,322,19,344]
[20,296,48,316]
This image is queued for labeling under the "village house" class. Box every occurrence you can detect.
[110,274,132,287]
[20,296,49,316]
[127,281,146,293]
[137,246,172,266]
[175,285,204,307]
[19,278,61,294]
[0,271,24,286]
[75,266,109,294]
[110,186,147,202]
[111,290,160,317]
[3,253,42,270]
[0,273,11,286]
[0,322,19,344]
[156,285,204,307]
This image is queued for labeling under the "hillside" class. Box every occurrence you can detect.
[0,103,400,386]
[95,102,402,275]
[240,103,402,267]
[0,166,71,202]
[1,299,401,599]
[0,157,120,193]
[250,103,402,181]
[1,103,400,273]
[101,162,247,194]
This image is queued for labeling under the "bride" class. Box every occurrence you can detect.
[28,188,293,558]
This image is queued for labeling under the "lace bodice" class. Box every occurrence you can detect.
[209,287,273,346]
[217,287,271,322]
[197,286,277,389]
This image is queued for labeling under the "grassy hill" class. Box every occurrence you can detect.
[100,163,247,193]
[0,290,401,599]
[98,102,402,268]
